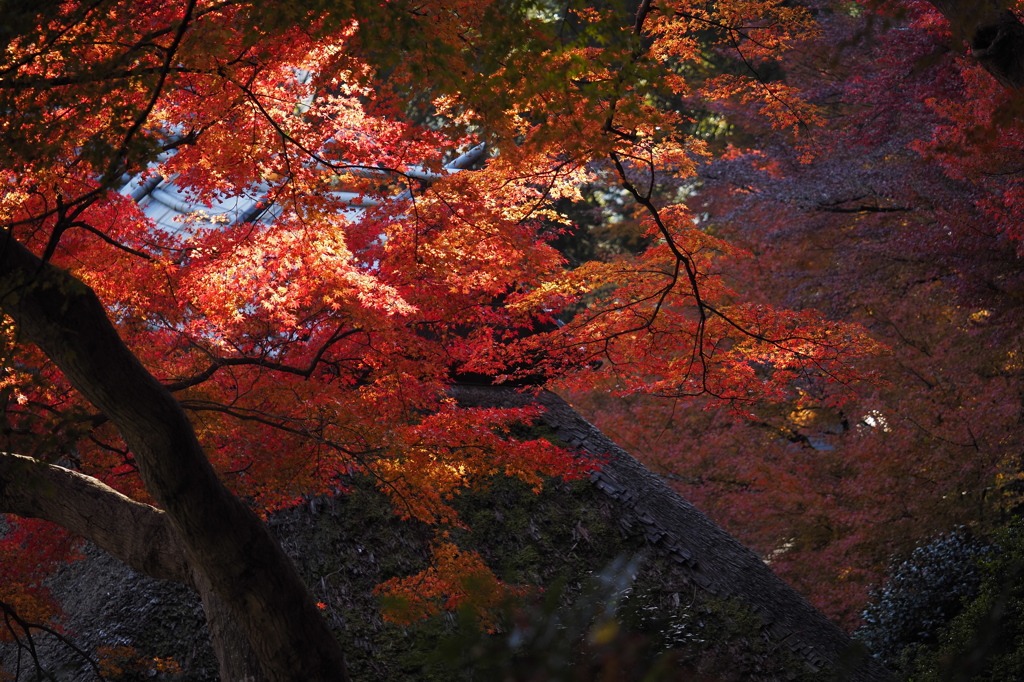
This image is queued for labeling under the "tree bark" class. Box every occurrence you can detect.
[926,1,1024,89]
[0,452,189,584]
[0,452,266,681]
[450,384,894,682]
[0,235,348,682]
[192,569,267,682]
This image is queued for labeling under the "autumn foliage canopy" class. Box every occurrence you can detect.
[577,0,1024,628]
[1,0,1021,673]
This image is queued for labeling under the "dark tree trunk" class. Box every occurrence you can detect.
[0,237,347,682]
[193,571,267,682]
[926,0,1024,89]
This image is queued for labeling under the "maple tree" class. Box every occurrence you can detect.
[575,0,1024,630]
[6,0,1006,679]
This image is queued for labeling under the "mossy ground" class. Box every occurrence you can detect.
[267,473,820,682]
[5,456,821,681]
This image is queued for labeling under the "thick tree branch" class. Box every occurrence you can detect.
[0,451,266,681]
[0,452,189,584]
[926,1,1024,89]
